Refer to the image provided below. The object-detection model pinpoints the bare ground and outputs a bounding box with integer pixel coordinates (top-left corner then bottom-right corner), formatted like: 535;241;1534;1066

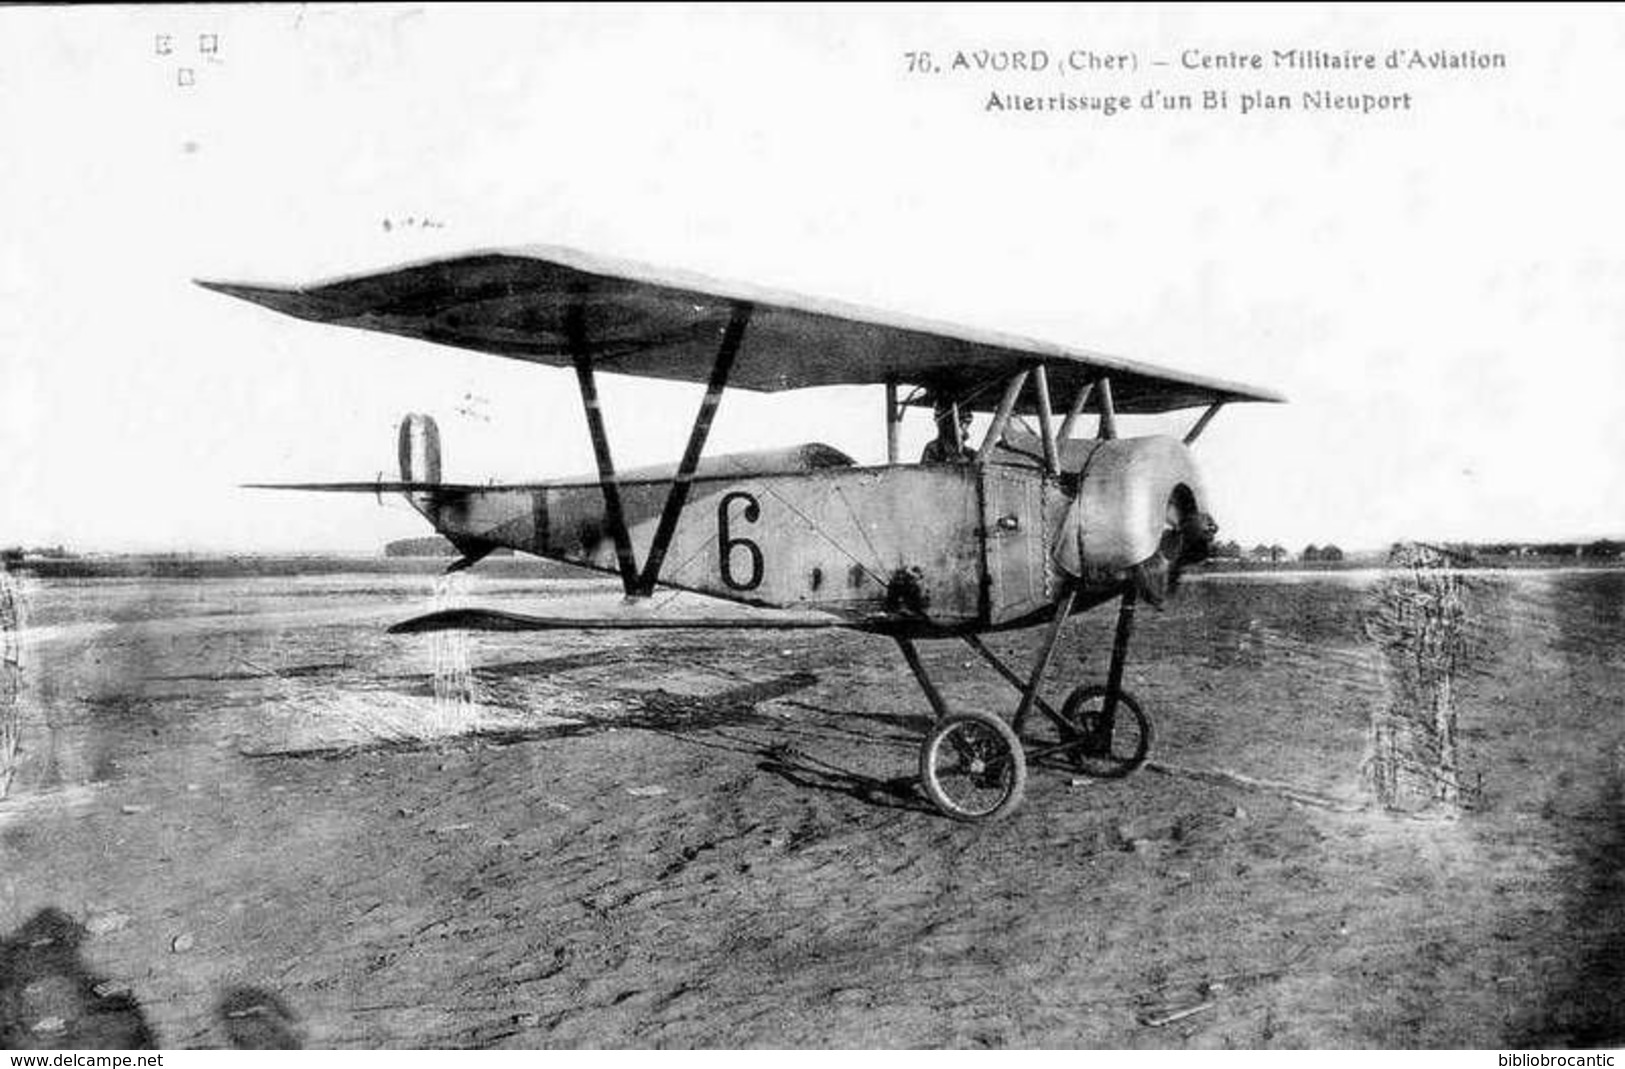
1;569;1622;1048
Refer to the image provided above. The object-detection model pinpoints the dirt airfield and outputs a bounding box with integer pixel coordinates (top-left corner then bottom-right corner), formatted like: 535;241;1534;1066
1;564;1621;1048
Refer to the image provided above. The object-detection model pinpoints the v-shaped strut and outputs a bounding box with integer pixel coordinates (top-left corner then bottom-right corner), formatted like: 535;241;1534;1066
566;294;755;597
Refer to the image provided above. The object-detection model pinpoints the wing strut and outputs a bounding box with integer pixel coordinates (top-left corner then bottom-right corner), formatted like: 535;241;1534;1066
568;295;642;595
636;302;754;595
975;365;1067;469
1057;381;1094;442
1182;401;1225;445
1032;364;1059;475
977;370;1030;465
568;293;754;598
884;377;901;465
1096;376;1119;440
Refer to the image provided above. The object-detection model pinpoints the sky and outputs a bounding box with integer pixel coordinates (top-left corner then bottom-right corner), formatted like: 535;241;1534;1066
2;4;1621;554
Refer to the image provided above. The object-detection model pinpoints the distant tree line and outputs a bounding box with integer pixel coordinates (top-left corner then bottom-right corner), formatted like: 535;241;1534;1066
385;536;459;558
384;536;512;558
1207;541;1344;564
1469;539;1622;560
0;545;75;560
1205;538;1625;566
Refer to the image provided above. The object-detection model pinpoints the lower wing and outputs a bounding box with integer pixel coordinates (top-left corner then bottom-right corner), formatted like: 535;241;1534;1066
389;607;853;635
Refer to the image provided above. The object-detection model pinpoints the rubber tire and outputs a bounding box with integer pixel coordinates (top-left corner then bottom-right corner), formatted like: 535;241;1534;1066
919;711;1028;822
1058;684;1153;779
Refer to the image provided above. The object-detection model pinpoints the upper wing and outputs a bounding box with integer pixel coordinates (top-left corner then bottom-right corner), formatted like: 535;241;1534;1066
199;245;1283;415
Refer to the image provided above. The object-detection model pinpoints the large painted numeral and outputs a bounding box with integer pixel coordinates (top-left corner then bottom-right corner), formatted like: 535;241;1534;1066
717;491;764;591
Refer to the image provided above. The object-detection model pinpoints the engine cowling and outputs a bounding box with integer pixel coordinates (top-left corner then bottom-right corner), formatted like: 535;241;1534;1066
1052;435;1215;602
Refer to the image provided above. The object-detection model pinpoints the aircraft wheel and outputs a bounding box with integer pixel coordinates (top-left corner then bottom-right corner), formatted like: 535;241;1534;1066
919;711;1027;822
1058;685;1153;779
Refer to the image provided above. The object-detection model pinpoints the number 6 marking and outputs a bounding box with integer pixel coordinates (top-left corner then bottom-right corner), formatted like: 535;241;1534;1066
717;491;763;591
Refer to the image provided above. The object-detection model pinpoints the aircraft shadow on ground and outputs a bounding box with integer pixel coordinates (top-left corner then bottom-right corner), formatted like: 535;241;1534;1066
263;665;952;817
755;741;934;815
391;651;629;684
255;668;839;759
152;661;355;684
257;661;961;818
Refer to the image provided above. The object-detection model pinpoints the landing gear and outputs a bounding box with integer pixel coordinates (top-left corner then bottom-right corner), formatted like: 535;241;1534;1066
902;586;1155;822
1058;577;1153;778
1057;684;1153;778
919;712;1027;822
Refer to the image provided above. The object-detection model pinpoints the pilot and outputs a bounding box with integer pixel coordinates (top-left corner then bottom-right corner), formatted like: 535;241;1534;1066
921;402;975;464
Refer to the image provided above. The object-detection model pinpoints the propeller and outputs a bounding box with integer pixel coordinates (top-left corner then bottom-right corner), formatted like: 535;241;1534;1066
1134;488;1217;607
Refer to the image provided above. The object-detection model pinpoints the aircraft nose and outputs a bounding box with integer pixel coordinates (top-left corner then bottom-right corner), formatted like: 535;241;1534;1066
1138;504;1216;607
1189;513;1215;552
1180;510;1218;564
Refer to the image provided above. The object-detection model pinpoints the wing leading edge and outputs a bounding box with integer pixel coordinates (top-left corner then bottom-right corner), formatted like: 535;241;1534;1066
200;245;1283;415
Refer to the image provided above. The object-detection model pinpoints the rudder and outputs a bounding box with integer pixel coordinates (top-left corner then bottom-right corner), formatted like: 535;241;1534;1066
397;413;441;517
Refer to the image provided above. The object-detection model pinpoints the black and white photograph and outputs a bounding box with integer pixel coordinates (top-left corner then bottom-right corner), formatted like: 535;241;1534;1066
1;3;1621;1051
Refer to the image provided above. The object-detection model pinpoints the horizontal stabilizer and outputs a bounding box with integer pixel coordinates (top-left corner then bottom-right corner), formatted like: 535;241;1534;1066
243;444;858;496
389;607;849;635
244;481;483;494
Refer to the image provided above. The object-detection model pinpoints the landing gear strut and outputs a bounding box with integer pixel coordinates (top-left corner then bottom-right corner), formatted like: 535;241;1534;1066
902;585;1155;822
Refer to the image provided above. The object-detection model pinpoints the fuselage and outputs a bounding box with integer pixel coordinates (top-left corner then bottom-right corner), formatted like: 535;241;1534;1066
413;436;1204;635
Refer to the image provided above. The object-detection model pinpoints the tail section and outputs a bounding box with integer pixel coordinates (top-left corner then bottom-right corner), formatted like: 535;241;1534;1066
396;413;494;571
397;413;442;517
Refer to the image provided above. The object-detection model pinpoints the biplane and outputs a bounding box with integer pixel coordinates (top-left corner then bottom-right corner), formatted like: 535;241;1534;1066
201;246;1282;821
